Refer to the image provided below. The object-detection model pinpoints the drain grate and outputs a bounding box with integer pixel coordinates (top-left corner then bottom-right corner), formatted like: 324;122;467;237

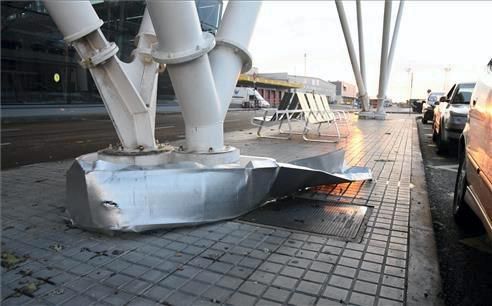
240;198;372;242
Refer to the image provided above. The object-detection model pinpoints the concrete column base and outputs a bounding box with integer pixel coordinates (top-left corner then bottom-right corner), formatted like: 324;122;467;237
357;111;388;120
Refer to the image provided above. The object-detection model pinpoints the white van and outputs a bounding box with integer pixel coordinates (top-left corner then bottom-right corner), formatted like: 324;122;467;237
230;87;270;108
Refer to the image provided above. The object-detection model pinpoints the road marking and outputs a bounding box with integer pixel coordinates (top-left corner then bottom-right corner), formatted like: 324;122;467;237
428;144;436;147
425;133;433;137
225;119;241;123
1;142;11;146
155;125;175;130
427;164;459;173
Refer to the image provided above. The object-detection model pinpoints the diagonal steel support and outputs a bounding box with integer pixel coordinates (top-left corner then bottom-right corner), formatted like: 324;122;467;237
335;1;370;112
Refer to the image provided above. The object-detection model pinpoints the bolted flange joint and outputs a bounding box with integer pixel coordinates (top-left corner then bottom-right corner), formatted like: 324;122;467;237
79;42;119;68
151;32;215;65
215;38;253;73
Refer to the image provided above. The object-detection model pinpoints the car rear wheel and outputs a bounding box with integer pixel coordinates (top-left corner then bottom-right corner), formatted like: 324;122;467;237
453;151;472;222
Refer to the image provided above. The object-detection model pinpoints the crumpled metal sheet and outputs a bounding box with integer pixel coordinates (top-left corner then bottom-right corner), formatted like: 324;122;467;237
66;149;372;232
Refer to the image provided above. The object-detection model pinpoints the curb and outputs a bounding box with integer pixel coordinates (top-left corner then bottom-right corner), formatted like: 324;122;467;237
407;118;444;306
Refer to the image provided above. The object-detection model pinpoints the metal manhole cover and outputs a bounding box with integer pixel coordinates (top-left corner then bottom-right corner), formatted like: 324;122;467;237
240;198;372;242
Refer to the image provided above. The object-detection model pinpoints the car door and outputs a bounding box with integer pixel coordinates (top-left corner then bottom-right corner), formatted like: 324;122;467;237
435;84;455;133
467;74;492;216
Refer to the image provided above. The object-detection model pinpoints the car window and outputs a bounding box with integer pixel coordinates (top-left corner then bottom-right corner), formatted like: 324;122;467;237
446;85;456;100
452;85;474;104
428;93;444;102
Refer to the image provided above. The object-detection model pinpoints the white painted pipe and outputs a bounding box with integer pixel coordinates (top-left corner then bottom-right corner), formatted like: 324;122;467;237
335;1;369;111
44;0;159;150
43;0;103;42
209;1;262;118
376;0;392;113
384;0;405;95
147;1;224;152
356;0;367;90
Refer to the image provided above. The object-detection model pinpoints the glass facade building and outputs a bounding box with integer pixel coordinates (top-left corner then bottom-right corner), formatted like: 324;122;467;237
1;0;222;105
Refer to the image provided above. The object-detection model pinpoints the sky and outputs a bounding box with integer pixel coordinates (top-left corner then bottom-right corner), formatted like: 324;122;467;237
247;1;492;101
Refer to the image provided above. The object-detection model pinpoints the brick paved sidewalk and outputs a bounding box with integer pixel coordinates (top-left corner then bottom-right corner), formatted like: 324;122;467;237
1;114;441;306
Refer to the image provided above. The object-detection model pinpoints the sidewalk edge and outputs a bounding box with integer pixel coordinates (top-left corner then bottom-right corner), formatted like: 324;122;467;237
407;118;444;306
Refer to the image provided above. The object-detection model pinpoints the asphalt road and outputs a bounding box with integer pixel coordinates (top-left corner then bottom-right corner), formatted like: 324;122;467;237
1;111;257;169
416;117;492;306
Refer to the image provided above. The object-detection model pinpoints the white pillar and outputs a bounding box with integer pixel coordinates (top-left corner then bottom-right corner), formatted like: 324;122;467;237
335;1;369;111
356;0;367;90
376;0;392;114
147;1;225;153
209;1;262;118
384;1;405;95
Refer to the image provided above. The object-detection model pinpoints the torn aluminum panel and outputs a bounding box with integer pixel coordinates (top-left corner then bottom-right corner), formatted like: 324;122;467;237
66;149;372;232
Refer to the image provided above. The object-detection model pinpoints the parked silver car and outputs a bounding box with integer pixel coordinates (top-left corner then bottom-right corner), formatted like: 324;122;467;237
432;82;476;152
422;92;445;124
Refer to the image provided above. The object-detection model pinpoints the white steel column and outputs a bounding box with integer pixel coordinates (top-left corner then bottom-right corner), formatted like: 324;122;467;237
335;0;369;111
376;0;392;115
356;0;367;90
384;1;405;95
147;1;224;153
209;1;262;118
43;1;159;150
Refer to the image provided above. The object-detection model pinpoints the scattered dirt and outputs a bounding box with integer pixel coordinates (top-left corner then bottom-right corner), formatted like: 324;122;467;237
1;251;28;270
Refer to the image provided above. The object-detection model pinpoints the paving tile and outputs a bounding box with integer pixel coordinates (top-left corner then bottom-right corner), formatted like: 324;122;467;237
380;285;404;301
328;275;353;289
338;256;360;268
125;297;156;306
61;294;96;305
227;266;254;279
303;270;328;284
272;275;298;289
256;299;282;306
322;285;348;301
258;261;282;274
164;290;197;306
309;261;333;274
382;275;405;289
101;290;134;306
180;280;210;296
238;280;267;296
288;257;312;268
333;265;357;278
216;275;244;290
296;280;322;296
159;275;188;290
227;292;257;306
289;292;317;305
377;297;404;306
201;285;234;303
354;280;378;295
350;292;376;306
262;287;291;303
142;285;172;302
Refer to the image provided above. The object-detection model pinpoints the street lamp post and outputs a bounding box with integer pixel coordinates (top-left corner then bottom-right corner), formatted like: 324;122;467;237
443;66;451;91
